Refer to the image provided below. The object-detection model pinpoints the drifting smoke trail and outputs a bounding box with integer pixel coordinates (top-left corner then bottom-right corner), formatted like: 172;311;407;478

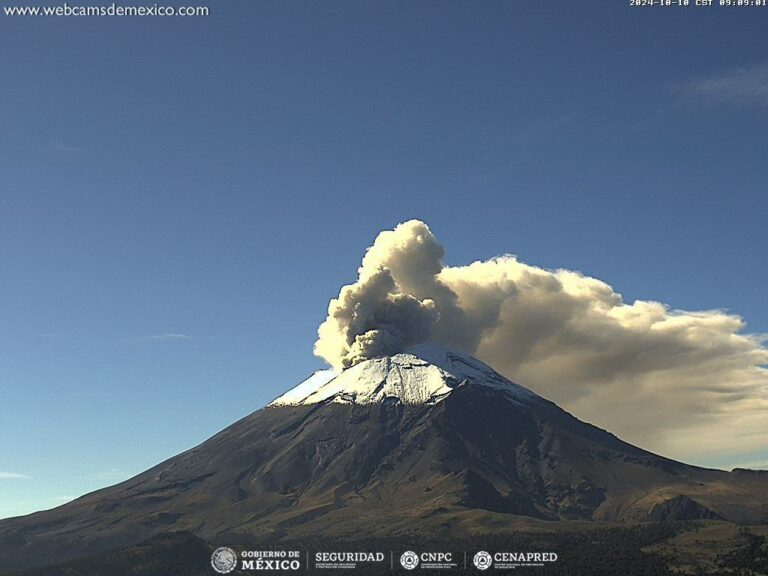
314;220;768;465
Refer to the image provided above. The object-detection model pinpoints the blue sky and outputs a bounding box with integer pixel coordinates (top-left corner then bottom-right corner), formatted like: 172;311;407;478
1;1;767;518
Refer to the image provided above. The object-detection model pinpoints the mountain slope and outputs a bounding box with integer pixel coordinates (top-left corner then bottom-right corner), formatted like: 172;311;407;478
1;343;766;573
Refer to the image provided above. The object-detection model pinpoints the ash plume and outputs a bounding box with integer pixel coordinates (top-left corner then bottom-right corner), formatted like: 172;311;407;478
314;220;768;464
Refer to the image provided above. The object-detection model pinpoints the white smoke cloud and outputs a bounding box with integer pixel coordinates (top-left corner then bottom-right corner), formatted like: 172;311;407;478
315;220;768;465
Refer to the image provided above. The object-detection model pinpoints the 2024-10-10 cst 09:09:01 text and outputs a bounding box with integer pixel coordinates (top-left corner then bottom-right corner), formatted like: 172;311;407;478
630;0;767;6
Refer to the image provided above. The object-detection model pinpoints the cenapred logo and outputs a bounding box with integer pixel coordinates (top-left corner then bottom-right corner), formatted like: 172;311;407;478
473;550;558;570
473;550;493;570
211;547;238;574
400;550;419;570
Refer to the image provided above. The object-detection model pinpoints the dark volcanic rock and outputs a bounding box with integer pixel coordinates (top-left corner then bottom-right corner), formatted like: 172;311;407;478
648;495;723;522
1;344;766;573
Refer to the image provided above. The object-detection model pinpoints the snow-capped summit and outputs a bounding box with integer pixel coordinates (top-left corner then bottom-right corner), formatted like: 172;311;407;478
6;343;766;576
269;342;537;406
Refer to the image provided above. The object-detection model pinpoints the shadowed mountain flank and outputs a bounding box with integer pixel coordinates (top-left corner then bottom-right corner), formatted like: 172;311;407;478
1;344;766;573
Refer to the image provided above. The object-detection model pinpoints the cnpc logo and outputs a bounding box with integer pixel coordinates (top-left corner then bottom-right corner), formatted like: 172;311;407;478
400;551;453;570
400;551;419;570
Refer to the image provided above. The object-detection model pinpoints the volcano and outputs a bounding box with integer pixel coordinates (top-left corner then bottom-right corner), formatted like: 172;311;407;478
1;343;767;573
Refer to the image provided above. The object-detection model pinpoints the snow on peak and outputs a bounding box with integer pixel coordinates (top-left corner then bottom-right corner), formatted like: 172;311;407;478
268;342;537;407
